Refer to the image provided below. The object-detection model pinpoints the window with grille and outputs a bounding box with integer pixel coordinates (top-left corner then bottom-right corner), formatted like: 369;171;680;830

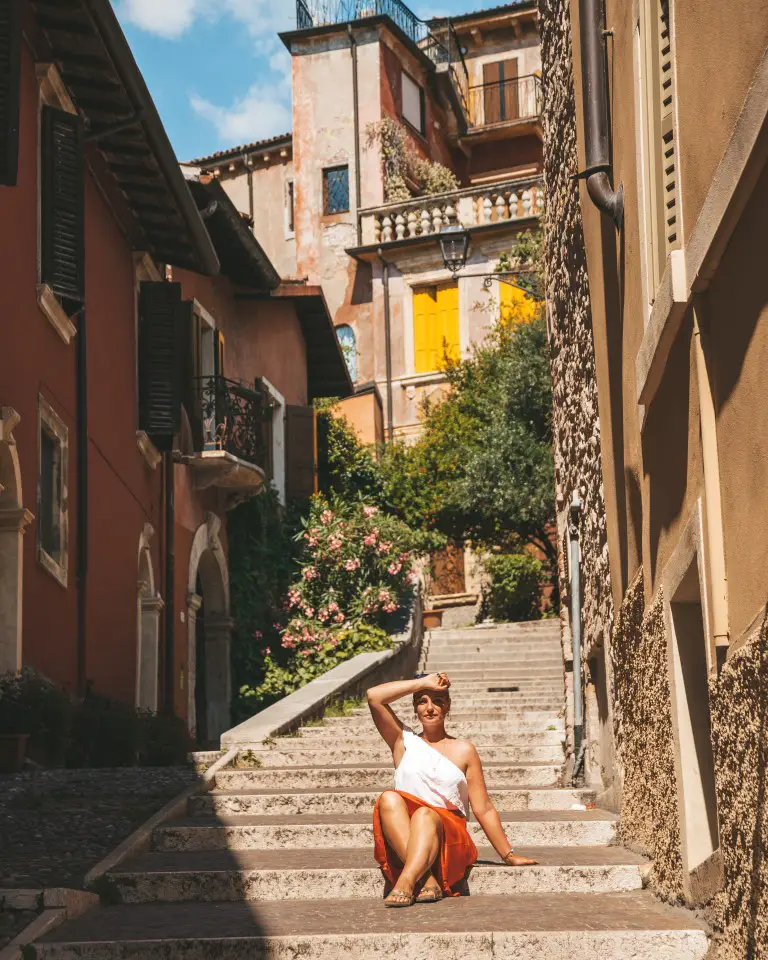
323;165;350;215
639;0;680;297
37;396;69;587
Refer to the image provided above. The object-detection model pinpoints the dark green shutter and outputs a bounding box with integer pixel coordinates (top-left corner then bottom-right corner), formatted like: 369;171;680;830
138;282;184;451
286;405;317;501
0;0;21;187
41;106;85;309
180;300;203;451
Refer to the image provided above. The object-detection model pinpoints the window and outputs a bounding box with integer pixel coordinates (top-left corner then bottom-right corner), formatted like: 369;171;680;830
402;71;425;135
323;165;350;215
639;0;680;295
336;324;358;382
483;58;519;124
38;396;69;587
286;179;295;235
413;282;460;374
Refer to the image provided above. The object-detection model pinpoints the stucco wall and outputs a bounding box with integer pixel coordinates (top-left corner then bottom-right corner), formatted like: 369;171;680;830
538;0;614;786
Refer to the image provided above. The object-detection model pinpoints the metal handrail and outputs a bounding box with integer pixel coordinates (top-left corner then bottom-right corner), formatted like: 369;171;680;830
194;376;270;467
468;74;542;127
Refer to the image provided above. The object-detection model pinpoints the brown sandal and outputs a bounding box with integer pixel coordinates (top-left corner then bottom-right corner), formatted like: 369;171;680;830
415;883;443;903
384;889;415;908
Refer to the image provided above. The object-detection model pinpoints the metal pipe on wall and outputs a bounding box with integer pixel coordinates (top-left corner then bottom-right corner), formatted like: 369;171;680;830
348;24;363;246
578;0;624;228
569;492;586;785
379;250;395;445
75;307;88;696
163;451;176;713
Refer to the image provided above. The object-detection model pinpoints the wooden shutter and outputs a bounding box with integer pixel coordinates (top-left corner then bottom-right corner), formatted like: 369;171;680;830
435;283;460;366
41;106;85;309
413;285;436;374
286;405;317;501
414;283;459;374
0;0;22;187
501;58;519;122
483;62;501;124
214;329;225;378
180;301;203;451
657;0;679;254
138;282;184;451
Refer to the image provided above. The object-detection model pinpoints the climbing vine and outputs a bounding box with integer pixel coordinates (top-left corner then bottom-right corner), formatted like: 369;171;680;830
365;118;459;202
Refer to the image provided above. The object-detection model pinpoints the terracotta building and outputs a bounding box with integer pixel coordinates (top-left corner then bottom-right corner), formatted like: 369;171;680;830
540;0;768;952
0;0;349;744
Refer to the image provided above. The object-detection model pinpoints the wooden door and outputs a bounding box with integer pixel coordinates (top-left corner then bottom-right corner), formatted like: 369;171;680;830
484;59;519;124
431;543;467;597
483;62;502;124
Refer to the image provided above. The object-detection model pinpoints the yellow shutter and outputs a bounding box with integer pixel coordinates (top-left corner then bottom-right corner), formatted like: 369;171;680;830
658;0;680;254
413;283;459;373
499;283;537;326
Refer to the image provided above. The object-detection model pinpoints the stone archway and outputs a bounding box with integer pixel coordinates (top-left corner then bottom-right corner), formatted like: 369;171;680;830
136;524;163;711
187;513;232;744
0;409;33;675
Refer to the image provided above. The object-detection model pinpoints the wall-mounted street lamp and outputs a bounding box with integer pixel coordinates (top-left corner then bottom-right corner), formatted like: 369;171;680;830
438;225;544;301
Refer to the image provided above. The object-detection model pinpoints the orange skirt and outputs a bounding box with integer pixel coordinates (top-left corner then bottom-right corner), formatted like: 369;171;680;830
373;791;478;897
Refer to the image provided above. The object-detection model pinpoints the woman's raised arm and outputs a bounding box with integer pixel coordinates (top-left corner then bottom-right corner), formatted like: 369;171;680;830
367;674;450;753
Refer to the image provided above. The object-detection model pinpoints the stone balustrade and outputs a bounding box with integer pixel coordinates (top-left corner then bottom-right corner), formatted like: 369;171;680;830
359;178;544;247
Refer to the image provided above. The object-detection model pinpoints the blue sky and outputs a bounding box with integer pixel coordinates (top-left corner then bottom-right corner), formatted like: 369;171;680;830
115;0;486;162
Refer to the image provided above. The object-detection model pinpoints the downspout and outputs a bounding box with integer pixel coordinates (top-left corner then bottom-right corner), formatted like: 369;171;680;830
693;298;730;656
163;451;176;713
578;0;624;228
75;307;88;696
348;24;363;246
244;154;255;224
569;492;586;786
379;250;395;445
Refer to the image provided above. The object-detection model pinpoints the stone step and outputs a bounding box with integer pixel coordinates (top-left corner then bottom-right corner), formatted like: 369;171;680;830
243;744;564;767
294;728;566;747
425;657;563;671
320;717;566;734
430;622;560;637
153;809;618;851
216;763;561;792
425;639;561;653
420;663;563;677
110;845;647;903
190;786;588;818
373;709;563;722
37;893;709;960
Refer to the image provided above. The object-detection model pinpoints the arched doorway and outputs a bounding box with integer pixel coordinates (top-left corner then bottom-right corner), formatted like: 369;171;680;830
0;409;32;675
136;525;163;711
187;514;232;746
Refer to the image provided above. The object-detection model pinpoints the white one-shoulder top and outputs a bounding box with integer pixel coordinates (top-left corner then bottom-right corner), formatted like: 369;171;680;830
394;726;469;818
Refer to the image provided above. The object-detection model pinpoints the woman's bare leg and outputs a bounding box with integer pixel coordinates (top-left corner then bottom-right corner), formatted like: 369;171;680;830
390;806;443;897
378;793;441;900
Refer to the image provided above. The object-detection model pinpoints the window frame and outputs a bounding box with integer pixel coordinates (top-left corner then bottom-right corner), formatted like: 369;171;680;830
401;69;426;137
285;177;296;237
322;164;350;216
37;395;69;588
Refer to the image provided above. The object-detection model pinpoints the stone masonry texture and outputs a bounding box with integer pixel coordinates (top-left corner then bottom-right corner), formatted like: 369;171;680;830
709;615;768;958
610;573;685;899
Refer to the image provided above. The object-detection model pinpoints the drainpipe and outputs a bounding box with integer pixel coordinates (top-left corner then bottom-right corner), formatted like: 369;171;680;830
75;307;88;697
578;0;624;228
379;250;395;445
693;298;729;655
569;492;586;785
244;153;254;224
348;24;363;246
163;451;176;713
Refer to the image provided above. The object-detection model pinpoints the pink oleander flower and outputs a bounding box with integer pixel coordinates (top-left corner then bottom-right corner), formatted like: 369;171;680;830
378;542;393;555
260;647;272;657
388;562;402;576
384;602;398;614
344;558;361;572
302;606;315;618
254;630;263;641
319;608;329;622
320;510;334;526
330;637;340;647
364;534;377;548
363;506;378;518
302;566;319;581
379;590;391;601
273;621;283;631
399;552;410;563
334;613;345;624
301;649;313;658
328;601;340;613
329;537;344;551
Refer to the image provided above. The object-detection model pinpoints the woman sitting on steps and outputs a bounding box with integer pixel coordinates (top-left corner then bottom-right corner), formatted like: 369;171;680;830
367;672;537;908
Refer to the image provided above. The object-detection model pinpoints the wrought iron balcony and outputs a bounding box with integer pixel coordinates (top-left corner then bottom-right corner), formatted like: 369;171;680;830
468;74;542;131
185;376;271;502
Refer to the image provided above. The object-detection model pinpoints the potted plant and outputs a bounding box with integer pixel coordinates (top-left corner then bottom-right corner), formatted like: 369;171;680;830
0;673;31;773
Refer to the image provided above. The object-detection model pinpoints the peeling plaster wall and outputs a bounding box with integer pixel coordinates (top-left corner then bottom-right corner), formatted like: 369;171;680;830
538;0;614;787
709;618;768;959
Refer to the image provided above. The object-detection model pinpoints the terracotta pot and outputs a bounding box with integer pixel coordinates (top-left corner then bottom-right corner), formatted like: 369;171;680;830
422;609;444;630
0;733;29;774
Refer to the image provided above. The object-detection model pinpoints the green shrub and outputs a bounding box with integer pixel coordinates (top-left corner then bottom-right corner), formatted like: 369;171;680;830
0;669;73;766
482;553;544;623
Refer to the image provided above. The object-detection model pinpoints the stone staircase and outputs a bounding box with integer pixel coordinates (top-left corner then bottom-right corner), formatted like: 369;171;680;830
36;621;709;958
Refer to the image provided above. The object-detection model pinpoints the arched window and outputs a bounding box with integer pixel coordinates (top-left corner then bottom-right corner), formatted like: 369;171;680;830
336;324;358;382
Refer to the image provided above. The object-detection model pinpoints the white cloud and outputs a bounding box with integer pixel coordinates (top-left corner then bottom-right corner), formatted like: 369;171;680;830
119;0;204;39
191;83;292;144
119;0;292;41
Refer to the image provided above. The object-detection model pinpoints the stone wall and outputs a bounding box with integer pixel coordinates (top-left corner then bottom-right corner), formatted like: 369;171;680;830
709;616;768;958
611;573;685;898
538;0;614;780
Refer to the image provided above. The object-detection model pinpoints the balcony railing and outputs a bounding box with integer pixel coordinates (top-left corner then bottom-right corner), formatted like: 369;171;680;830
359;176;544;247
468;74;542;129
195;376;270;468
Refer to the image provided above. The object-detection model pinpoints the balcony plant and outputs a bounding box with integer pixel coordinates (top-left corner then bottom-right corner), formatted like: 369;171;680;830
366;118;459;202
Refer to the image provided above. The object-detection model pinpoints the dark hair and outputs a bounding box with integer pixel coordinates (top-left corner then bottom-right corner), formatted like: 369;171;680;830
412;689;451;711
